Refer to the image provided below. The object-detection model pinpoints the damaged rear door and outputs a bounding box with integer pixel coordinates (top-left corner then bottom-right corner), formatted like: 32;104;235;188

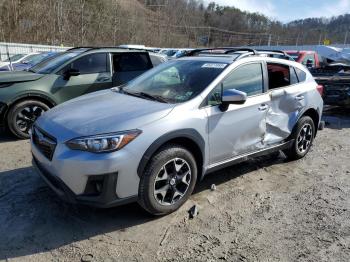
264;63;307;144
205;62;270;164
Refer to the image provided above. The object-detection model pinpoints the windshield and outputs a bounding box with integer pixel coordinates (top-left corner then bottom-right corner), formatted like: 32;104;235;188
4;54;26;62
30;51;81;74
121;60;228;103
25;53;56;65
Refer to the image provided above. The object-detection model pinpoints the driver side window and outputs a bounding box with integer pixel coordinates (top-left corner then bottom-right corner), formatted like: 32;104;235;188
63;53;109;75
206;63;263;106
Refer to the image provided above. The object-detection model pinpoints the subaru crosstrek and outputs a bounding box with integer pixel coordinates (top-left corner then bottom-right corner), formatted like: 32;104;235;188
31;49;324;215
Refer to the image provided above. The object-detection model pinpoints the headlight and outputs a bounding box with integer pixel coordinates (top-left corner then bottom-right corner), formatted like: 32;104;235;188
66;130;141;153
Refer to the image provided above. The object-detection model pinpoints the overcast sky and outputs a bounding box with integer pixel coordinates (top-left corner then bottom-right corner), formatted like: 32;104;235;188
206;0;350;23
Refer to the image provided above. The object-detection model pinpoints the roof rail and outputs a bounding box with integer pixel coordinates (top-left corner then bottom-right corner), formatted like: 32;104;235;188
66;47;95;51
186;47;258;57
226;48;258;55
184;47;294;61
65;46;149;54
254;49;294;60
255;49;286;54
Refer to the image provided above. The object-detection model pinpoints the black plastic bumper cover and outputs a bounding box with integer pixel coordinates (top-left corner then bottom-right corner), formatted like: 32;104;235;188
0;102;7;126
32;156;137;208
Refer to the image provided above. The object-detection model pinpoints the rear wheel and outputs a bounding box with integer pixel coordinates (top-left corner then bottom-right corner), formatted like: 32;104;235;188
7;99;50;139
284;116;315;160
138;144;197;215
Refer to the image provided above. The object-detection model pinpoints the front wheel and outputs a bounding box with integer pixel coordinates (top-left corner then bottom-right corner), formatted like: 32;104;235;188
138;144;197;215
7;99;50;139
283;116;315;160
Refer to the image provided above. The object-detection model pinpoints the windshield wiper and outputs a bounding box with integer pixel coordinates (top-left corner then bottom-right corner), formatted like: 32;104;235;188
119;89;168;103
136;92;168;103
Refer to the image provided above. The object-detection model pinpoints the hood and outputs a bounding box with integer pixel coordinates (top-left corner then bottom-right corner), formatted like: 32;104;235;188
36;90;175;142
0;71;44;83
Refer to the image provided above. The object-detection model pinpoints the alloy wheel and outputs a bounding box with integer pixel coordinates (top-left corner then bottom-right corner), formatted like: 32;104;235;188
15;105;45;134
153;158;192;206
297;123;313;154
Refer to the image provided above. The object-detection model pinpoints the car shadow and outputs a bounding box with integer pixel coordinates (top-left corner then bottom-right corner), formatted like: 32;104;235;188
0;152;285;260
322;106;350;129
0;128;17;143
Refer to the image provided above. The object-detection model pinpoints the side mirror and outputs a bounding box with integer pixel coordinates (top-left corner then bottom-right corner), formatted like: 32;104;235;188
63;68;80;80
220;88;247;111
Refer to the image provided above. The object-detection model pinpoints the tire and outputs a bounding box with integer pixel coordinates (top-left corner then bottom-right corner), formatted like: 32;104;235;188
283;116;315;160
138;144;198;215
7;99;50;139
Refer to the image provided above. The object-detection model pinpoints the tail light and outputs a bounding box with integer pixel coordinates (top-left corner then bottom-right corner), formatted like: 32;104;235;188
316;84;324;97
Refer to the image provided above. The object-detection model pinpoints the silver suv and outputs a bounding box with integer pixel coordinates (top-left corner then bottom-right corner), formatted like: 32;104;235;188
31;49;324;215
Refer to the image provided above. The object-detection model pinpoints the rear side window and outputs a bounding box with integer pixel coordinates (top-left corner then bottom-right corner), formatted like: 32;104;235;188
70;53;109;74
267;63;290;89
113;53;152;72
222;63;263;96
290;67;299;85
295;68;307;82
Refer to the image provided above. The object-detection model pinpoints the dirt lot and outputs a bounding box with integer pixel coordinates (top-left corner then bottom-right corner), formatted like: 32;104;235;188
0;107;350;262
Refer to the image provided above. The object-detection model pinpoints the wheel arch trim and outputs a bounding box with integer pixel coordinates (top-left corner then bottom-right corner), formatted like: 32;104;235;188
8;92;58;108
137;129;206;179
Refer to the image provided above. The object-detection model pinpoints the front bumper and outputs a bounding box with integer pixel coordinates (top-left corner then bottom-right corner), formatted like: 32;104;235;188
32;156;137;208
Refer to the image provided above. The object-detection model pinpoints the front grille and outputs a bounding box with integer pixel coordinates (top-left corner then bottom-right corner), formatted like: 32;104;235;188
32;126;57;161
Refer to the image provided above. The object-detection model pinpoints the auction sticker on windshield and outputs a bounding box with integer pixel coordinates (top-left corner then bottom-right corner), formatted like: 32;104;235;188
201;63;227;69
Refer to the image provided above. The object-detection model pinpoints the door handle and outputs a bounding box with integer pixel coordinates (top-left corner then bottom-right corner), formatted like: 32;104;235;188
295;95;305;101
258;104;269;111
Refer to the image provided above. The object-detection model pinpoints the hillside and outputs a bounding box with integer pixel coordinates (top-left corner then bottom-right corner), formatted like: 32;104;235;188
0;0;349;47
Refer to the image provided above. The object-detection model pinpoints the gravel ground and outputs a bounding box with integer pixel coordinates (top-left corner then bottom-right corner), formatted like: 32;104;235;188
0;107;350;262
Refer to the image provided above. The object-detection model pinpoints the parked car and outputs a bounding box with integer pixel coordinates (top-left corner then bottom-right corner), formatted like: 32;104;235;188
0;47;163;139
0;53;39;70
159;49;178;57
31;48;324;215
285;50;322;69
0;52;58;72
172;49;195;58
148;52;168;66
311;62;350;107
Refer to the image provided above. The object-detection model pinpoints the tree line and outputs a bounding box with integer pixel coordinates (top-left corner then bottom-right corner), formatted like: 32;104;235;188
0;0;349;47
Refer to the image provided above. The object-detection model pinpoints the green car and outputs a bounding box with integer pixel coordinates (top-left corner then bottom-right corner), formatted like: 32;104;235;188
0;47;159;138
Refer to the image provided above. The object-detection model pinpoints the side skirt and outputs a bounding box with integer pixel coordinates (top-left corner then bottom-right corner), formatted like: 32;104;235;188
204;140;294;175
